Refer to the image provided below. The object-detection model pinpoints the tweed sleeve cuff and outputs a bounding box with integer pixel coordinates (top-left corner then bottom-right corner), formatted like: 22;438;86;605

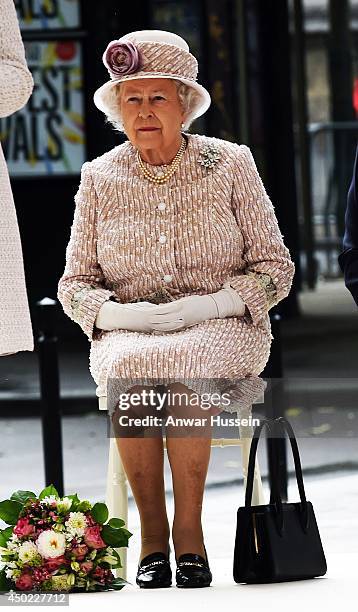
223;275;270;325
70;287;116;341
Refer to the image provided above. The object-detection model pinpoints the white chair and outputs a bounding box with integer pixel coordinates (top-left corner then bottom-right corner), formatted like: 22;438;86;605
98;392;266;580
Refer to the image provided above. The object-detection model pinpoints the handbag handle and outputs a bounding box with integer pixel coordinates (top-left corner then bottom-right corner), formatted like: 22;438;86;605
269;417;310;533
245;418;284;533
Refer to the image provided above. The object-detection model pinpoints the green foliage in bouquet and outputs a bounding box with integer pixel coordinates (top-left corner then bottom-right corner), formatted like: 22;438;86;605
0;485;132;592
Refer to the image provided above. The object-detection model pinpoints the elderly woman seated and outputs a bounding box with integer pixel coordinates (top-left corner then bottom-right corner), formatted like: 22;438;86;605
57;29;295;590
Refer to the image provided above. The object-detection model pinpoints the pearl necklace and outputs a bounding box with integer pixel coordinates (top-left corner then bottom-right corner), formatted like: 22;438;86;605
136;136;187;184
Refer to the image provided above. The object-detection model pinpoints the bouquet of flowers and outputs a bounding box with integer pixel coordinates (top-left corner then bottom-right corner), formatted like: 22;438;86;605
0;485;132;593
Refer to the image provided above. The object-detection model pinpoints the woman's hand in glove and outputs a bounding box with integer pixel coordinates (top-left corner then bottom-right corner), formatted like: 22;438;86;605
147;287;246;333
95;299;183;333
95;287;246;334
147;294;217;332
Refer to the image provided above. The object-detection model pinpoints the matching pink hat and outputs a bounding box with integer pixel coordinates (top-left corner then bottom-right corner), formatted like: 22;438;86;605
93;29;211;129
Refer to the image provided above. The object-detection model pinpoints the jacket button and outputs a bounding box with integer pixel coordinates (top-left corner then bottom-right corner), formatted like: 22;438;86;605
159;234;167;244
163;274;172;283
158;202;166;210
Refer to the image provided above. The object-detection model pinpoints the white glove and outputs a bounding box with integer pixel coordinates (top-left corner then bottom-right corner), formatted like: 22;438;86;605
145;287;246;333
212;285;246;318
95;288;246;334
95;299;183;333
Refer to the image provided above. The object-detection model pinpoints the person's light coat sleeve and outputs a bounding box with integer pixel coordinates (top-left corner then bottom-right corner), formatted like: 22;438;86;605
57;162;116;341
0;0;34;117
223;144;295;325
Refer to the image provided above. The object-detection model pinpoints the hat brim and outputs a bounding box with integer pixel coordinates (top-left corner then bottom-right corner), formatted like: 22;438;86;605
93;74;211;128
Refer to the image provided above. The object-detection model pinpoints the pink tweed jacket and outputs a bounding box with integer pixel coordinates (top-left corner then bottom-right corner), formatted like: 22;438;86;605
0;0;34;355
57;132;295;409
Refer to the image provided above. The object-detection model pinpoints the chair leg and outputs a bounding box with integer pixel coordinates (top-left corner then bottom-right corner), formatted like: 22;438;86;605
239;417;265;506
105;437;128;580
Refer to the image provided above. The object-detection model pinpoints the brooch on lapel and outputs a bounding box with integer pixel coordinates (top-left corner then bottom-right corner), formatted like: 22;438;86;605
197;142;221;169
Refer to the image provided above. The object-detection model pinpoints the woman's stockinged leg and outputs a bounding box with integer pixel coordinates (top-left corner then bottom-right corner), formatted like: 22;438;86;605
112;385;170;562
164;382;212;560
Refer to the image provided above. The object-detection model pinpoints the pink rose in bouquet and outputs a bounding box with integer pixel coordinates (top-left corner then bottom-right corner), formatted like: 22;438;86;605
15;572;33;591
80;560;93;574
84;525;106;549
13;518;35;538
44;554;68;572
71;543;89;560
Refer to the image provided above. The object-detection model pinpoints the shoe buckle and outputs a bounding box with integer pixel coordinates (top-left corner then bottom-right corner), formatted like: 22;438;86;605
141;559;167;569
178;561;205;567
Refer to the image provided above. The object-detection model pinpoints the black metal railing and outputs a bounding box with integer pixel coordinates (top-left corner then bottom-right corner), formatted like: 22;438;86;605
35;298;64;496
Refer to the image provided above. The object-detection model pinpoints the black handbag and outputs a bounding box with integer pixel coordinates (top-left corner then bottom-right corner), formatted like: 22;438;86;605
233;416;327;583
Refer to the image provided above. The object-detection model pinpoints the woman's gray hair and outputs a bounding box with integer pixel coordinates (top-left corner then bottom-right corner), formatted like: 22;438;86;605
102;78;201;133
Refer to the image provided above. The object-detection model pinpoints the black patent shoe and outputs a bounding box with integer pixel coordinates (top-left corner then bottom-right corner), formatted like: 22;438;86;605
136;547;172;589
175;544;212;588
